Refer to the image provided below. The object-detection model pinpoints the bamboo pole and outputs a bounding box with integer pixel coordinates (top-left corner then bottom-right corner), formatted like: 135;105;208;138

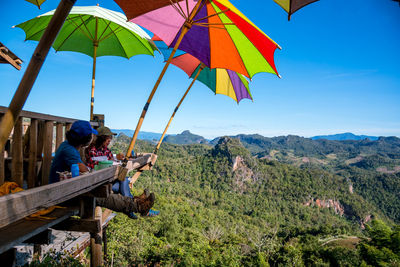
0;0;76;151
154;65;204;154
90;18;99;121
124;0;204;160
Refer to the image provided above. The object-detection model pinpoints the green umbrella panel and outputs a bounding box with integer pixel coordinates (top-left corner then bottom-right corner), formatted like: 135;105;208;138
273;0;319;20
24;0;47;9
15;5;157;120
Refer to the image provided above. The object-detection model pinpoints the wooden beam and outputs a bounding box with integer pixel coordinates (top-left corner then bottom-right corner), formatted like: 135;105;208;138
55;123;63;150
24;229;52;245
83;183;112;198
0;207;78;254
0;106;99;127
27;119;38;188
0;49;21;70
91;206;103;267
11;118;23;187
0;141;4;185
0;166;117;228
52;218;101;233
80;196;95;219
36;120;44;160
0;248;16;267
41;121;53;185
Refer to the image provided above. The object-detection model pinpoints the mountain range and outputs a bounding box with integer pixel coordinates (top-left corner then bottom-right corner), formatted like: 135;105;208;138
112;129;382;143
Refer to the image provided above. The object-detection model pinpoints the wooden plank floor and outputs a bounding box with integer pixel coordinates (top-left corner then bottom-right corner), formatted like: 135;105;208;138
0;207;79;254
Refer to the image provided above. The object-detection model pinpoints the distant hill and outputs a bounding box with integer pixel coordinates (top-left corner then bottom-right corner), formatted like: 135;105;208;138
312;132;379;141
164;130;209;145
111;129;165;141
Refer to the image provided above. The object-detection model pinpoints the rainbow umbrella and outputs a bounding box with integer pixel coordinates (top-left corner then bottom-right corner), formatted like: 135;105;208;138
152;35;251;153
273;0;319;20
153;35;252;104
113;0;281;158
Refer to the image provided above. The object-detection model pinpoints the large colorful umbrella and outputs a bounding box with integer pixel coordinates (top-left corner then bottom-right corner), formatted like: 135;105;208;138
15;5;157;120
113;0;281;158
152;35;252;153
24;0;47;9
273;0;319;20
154;35;252;104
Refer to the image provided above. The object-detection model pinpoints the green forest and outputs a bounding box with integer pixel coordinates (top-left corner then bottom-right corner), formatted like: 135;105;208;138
100;134;400;266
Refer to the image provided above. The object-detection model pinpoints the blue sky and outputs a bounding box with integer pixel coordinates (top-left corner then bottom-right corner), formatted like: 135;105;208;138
1;0;399;139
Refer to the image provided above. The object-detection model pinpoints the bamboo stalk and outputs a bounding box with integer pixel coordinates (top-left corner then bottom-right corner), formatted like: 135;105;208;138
124;0;204;160
154;65;204;154
0;0;76;150
90;18;99;121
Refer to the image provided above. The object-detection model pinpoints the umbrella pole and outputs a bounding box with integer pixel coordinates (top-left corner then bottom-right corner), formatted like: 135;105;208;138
0;0;76;150
154;65;205;154
124;0;204;160
90;18;98;121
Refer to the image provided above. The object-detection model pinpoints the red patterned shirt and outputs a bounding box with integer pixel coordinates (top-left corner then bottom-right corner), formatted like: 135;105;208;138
86;145;113;169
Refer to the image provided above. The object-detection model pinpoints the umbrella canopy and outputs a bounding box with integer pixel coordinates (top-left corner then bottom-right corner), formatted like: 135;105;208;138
153;36;252;104
115;0;281;79
24;0;47;9
15;5;157;120
273;0;319;20
113;0;281;158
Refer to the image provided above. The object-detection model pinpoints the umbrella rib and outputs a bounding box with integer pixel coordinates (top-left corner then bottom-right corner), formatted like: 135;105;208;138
169;0;187;19
98;25;124;43
97;20;112;42
174;0;187;19
78;15;95;41
193;9;230;23
66;15;94;41
107;25;129;58
55;16;94;51
185;0;190;17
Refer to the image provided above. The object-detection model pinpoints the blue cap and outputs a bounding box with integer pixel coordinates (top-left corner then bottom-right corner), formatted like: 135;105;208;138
70;120;98;137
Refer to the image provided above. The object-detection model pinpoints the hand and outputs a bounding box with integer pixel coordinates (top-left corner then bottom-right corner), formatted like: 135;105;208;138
116;152;125;160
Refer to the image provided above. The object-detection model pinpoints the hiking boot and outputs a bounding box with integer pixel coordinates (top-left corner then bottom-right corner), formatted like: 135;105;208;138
127;212;138;219
135;193;155;216
134;188;149;201
146;209;160;217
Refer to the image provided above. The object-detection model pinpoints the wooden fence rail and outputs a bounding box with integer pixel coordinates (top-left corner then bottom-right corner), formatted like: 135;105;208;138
0;106;99;187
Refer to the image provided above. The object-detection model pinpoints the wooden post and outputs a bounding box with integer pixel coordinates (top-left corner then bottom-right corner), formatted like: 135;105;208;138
91;206;102;267
125;0;204;159
154;65;204;154
11;117;23;187
41;121;53;185
0;0;76;150
36;120;44;159
65;122;72;142
0;127;4;184
27;119;38;188
55;123;63;150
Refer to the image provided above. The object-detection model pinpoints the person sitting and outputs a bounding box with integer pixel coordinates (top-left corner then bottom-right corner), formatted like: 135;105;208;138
85;126;160;218
49;120;155;218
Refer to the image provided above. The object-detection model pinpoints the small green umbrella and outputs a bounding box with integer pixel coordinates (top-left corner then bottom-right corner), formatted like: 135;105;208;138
273;0;319;20
24;0;47;9
15;5;157;120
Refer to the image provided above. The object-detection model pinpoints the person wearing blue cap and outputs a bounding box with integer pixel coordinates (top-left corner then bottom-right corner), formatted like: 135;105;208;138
49;120;155;218
49;120;97;183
